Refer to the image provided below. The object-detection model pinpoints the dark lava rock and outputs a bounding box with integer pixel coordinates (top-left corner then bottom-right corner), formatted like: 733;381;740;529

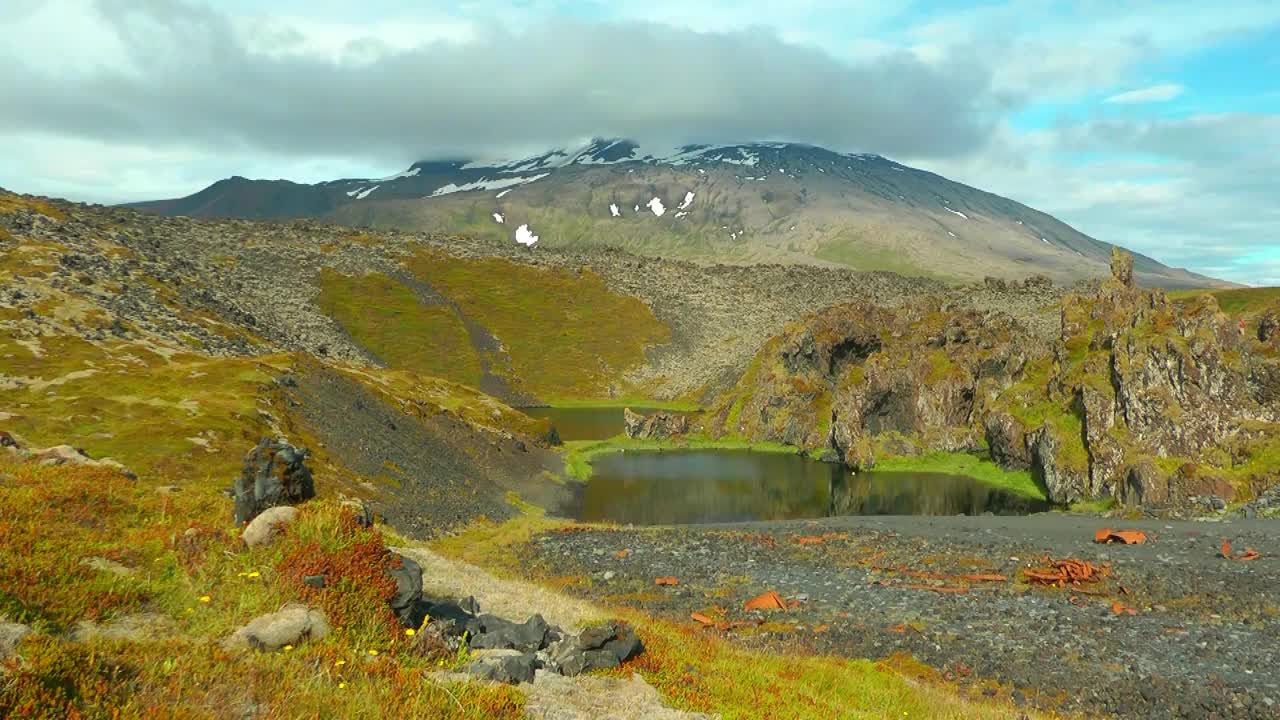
465;649;537;684
466;613;556;653
233;439;315;525
0;431;18;449
386;553;423;627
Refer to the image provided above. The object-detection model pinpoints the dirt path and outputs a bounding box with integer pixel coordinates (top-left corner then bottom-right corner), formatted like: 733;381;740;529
528;514;1280;720
400;546;713;719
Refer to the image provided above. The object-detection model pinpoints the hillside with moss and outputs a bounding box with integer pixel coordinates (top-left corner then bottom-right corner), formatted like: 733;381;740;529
2;187;1068;718
710;251;1280;510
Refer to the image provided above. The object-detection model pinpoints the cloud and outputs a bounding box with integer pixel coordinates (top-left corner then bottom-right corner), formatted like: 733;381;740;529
1104;84;1186;104
0;0;998;170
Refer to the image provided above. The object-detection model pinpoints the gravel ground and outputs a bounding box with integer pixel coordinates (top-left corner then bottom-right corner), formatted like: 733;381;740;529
528;514;1280;720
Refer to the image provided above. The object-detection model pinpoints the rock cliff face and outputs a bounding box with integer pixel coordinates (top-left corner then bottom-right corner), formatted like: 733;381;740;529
712;250;1280;509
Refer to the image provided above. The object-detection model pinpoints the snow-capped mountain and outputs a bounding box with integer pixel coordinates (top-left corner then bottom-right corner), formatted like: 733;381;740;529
127;139;1224;287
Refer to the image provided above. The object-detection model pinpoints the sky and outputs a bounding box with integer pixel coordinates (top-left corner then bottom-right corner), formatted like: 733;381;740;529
0;1;1277;285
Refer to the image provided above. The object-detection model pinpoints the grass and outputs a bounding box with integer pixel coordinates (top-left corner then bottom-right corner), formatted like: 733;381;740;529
534;397;701;411
874;452;1049;501
404;250;670;399
561;436;803;482
1170;286;1280;316
0;458;527;719
315;268;483;387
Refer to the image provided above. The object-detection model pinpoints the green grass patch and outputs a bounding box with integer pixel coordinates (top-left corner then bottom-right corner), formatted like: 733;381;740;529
874;452;1049;501
1170;287;1280;316
405;250;670;399
315;268;483;387
533;397;701;411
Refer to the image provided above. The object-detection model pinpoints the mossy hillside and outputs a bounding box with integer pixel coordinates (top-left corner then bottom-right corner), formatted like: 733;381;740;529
0;190;68;222
0;333;283;479
404;250;670;400
1170;287;1280;317
873;452;1048;501
0;459;525;719
315;268;484;388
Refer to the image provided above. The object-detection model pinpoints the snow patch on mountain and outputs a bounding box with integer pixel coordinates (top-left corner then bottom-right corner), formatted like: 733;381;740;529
355;185;380;199
609;203;621;217
493;213;504;224
647;197;667;217
678;192;695;210
944;207;969;220
515;224;539;246
431;173;550;197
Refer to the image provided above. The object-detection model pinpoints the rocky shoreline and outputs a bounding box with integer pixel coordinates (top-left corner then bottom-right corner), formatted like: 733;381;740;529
527;513;1279;720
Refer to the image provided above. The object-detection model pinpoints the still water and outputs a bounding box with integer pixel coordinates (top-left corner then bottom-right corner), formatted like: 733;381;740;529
566;449;1048;525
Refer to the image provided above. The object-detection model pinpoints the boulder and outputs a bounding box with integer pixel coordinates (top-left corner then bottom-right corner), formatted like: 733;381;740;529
386;552;424;628
543;621;643;677
241;506;298;547
1259;311;1279;344
466;613;555;653
0;621;32;660
70;612;177;643
233;439;315;526
222;604;329;652
465;649;538;684
623;409;690;440
0;431;18;449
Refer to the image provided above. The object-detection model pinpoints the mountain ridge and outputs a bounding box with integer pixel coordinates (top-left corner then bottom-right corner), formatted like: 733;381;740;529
126;139;1230;288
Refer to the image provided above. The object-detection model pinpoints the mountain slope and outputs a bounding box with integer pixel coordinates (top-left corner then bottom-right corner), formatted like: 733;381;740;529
128;140;1226;288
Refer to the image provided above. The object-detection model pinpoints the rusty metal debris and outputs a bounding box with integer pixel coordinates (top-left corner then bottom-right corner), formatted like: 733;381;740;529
655;576;679;586
744;591;788;611
1022;558;1109;586
1221;540;1262;561
790;533;849;546
1094;528;1147;545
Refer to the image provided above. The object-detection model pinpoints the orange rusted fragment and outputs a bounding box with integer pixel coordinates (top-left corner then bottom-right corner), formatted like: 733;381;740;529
655;576;679;586
1023;558;1108;586
690;612;715;626
615;549;630;559
1110;601;1138;616
1068;595;1087;607
813;624;831;633
1095;528;1147;545
1235;548;1262;561
1221;539;1232;559
744;591;788;611
888;623;910;634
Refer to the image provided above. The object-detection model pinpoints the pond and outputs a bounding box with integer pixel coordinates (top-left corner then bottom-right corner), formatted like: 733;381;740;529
519;406;691;441
564;449;1049;525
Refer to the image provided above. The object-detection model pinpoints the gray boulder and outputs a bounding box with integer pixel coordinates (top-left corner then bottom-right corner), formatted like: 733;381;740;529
543;621;643;677
222;604;329;652
233;439;315;525
465;649;538;684
466;613;555;653
241;506;298;547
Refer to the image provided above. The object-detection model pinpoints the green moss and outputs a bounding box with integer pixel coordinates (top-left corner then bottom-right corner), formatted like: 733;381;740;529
315;268;483;387
404;251;670;399
874;452;1049;501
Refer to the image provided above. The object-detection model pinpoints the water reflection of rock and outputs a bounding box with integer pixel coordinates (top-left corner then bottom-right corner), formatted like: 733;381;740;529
829;472;1049;516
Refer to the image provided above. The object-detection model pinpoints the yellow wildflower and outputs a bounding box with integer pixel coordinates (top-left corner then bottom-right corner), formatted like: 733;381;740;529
198;595;211;603
404;628;416;637
368;649;379;657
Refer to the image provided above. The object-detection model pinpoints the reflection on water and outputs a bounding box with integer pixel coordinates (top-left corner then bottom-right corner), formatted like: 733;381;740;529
566;449;1049;525
519;406;690;441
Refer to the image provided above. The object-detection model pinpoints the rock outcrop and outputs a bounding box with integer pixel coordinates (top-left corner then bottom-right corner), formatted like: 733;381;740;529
233;439;315;526
712;252;1280;510
622;409;690;440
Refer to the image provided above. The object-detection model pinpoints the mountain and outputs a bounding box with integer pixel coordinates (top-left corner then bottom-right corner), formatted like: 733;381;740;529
128;139;1226;288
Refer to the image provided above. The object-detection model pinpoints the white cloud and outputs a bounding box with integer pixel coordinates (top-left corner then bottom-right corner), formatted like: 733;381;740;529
1104;84;1185;105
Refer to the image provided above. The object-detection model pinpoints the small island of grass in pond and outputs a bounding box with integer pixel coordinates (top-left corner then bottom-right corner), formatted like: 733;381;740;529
561;449;1050;525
